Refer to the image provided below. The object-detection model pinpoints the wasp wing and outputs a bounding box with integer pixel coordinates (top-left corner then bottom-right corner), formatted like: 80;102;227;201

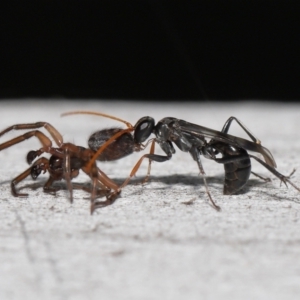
175;119;277;168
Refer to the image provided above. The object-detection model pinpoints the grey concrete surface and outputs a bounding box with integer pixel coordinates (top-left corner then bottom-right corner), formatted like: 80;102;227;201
0;100;300;300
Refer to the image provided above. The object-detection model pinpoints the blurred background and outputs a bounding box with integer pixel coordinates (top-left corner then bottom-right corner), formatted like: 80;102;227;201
1;0;299;101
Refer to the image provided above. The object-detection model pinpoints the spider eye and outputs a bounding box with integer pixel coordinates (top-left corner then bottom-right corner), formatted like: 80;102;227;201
134;117;155;143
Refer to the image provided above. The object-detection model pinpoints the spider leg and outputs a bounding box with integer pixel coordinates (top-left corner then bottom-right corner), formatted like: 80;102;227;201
0;122;63;146
92;169;121;209
62;147;73;203
82;162;121;214
11;157;49;197
89;163;101;214
43;176;60;195
0;131;53;154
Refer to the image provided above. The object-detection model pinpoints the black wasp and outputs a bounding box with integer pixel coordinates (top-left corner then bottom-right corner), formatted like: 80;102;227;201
62;111;300;211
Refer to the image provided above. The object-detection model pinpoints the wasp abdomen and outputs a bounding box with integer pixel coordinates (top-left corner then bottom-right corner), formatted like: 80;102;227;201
223;147;251;195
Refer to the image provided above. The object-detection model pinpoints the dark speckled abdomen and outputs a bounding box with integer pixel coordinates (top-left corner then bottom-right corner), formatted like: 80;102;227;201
222;146;251;195
209;141;251;195
88;128;134;161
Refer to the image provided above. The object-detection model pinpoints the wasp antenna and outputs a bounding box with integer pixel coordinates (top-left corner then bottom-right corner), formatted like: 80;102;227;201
61;111;133;129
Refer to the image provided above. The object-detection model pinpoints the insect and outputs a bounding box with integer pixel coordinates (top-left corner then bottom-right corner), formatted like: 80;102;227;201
0;122;121;213
62;111;300;211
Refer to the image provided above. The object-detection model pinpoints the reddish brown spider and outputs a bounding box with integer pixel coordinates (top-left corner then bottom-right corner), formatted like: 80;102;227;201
0;122;121;213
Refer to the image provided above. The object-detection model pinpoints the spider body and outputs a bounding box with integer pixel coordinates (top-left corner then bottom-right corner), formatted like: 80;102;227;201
0;122;121;213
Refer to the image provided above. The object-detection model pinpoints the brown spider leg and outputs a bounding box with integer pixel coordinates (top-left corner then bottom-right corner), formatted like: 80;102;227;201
77;178;111;196
97;169;120;192
81;163;121;214
11;157;49;197
88;163;101;214
92;193;120;211
91;169;121;211
0;122;63;146
11;169;33;197
43;176;60;195
62;147;73;203
73;181;110;197
72;169;115;201
0;131;53;153
97;169;120;198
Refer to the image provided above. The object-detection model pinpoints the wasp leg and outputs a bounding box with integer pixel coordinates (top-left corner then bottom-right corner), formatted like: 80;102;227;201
221;116;261;144
189;146;221;211
142;139;156;184
251;168;296;186
249;155;300;192
251;171;271;183
119;151;172;189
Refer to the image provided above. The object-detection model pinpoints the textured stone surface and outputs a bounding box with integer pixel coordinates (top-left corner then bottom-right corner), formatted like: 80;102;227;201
0;100;300;300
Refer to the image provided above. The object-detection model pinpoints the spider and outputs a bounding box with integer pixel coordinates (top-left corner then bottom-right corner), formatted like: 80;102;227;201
0;122;121;213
